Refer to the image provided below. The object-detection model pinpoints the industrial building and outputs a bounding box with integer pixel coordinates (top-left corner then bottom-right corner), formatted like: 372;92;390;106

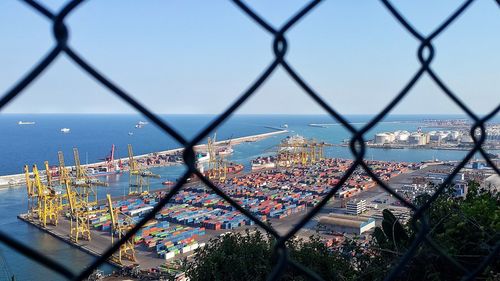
427;130;461;142
374;131;430;145
318;213;375;235
408;132;430;145
427;172;464;183
372;126;499;148
346;199;366;215
374;132;396;144
485;126;500;141
425;172;468;198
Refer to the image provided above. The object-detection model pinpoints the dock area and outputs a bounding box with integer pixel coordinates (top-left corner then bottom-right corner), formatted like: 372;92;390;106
16;155;421;274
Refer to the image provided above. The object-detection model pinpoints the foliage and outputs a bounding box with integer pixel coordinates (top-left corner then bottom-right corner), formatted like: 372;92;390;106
372;181;500;280
185;230;357;281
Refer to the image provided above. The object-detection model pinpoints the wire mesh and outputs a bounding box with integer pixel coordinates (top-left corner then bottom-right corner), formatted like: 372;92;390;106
0;0;499;280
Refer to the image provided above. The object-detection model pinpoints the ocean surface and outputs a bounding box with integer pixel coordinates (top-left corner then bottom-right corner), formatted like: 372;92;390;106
0;114;498;280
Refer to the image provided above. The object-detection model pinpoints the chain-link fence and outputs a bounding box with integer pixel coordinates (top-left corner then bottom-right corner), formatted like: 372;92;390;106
1;0;499;280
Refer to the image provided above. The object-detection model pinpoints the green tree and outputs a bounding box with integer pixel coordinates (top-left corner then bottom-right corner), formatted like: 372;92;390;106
185;230;358;281
370;181;499;280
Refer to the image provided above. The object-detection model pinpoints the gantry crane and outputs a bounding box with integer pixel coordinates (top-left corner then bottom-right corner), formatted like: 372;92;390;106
44;161;53;188
107;194;136;264
66;184;106;243
127;144;159;195
24;165;37;220
44;160;68;213
72;148;107;206
206;134;227;183
309;139;332;163
276;137;332;168
31;164;60;227
65;184;90;242
55;152;73;209
58;149;106;243
58;151;70;186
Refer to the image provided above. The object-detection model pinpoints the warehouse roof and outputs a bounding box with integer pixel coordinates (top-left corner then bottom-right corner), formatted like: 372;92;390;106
319;213;374;228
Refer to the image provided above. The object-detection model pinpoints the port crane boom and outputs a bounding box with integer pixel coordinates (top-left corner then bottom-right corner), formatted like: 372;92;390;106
206;134;228;183
127;144;159;195
107;194;136;264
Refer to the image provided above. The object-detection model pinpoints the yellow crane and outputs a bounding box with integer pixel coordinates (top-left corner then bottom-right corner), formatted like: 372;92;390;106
206;134;227;183
44;161;53;187
62;148;107;243
72;148;107;205
32;164;60;227
127;144;159;195
56;151;73;209
58;151;70;186
65;184;90;242
24;165;37;220
307;139;331;163
106;194;136;264
66;184;106;243
276;137;332;168
44;160;68;213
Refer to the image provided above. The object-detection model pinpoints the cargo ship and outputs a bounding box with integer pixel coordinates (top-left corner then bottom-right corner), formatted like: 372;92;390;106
251;156;276;171
135;121;148;128
308;123;328;128
226;163;244;174
18;121;35;125
88;145;122;177
87;165;120;177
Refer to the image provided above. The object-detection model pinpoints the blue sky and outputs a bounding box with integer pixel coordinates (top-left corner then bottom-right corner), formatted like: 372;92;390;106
0;0;498;115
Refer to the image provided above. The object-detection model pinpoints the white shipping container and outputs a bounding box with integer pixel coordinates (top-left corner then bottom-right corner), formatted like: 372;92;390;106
190;243;199;250
165;251;175;260
182;246;191;254
128;206;154;216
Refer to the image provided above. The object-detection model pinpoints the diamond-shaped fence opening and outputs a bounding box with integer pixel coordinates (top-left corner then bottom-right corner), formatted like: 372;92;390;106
0;0;499;280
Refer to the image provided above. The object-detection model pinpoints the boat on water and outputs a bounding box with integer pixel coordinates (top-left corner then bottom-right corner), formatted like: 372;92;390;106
18;121;35;125
308;123;328;128
251;156;276;171
60;128;70;133
87;166;120;177
128;132;134;136
162;180;175;186
196;152;210;163
88;145;122;177
281;124;288;129
226;163;244;174
218;146;234;156
135;121;149;128
281;135;307;147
